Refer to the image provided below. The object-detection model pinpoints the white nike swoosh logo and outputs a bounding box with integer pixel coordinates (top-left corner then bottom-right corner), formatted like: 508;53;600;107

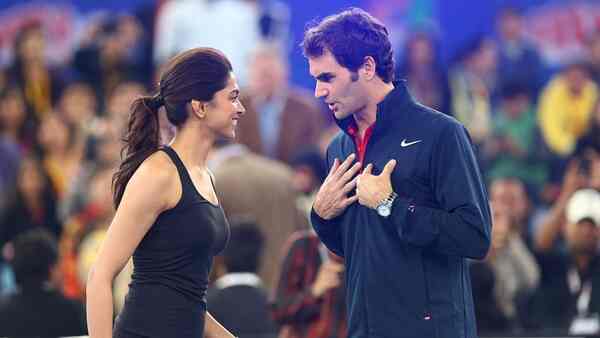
401;139;422;147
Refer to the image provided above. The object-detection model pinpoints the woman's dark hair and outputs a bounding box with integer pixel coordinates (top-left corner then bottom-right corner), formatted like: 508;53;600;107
301;7;395;83
112;48;232;207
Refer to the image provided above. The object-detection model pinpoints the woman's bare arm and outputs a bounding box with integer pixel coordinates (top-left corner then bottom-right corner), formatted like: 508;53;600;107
204;311;236;338
86;153;178;338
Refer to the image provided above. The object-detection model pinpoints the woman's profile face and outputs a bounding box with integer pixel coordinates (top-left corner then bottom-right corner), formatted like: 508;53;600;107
203;73;246;139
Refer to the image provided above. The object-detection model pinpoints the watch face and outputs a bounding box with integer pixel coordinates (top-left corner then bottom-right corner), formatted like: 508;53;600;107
377;205;391;217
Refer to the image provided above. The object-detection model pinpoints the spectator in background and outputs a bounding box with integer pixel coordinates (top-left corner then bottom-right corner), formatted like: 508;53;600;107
483;82;549;199
59;168;115;301
0;141;19;220
5;22;64;121
450;37;497;148
73;168;132;312
574;98;600;158
534;159;590;254
209;138;308;291
490;177;538;247
538;61;598;158
60;81;145;219
258;0;290;48
61;123;121;220
0;156;61;254
0;229;86;337
397;31;452;115
236;43;326;163
495;6;546;98
54;82;99;212
73;15;146;111
155;0;260;86
36;113;84;201
0;86;33;151
469;259;510;335
272;230;347;338
0;87;26;217
531;189;600;335
56;82;97;134
208;220;278;338
484;204;540;330
104;81;147;133
289;147;327;216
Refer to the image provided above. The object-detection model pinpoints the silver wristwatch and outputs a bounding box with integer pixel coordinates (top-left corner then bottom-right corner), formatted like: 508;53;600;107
376;191;398;217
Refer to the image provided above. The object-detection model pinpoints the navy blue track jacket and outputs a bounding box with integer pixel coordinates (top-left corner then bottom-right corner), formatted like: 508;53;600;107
310;81;492;338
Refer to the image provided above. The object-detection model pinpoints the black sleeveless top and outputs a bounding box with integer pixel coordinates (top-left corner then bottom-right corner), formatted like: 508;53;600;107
114;146;230;338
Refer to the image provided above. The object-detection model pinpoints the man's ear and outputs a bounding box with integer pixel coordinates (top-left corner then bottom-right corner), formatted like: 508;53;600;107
362;56;377;80
190;99;206;119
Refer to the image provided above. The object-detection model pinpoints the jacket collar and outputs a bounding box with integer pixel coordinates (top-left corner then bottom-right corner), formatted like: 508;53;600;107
335;80;414;137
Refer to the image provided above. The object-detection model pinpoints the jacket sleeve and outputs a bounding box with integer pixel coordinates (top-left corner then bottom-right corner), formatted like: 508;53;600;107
310;209;343;257
389;123;492;259
309;147;344;257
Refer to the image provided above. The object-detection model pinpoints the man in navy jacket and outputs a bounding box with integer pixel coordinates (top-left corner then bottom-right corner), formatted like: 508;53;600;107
303;8;492;338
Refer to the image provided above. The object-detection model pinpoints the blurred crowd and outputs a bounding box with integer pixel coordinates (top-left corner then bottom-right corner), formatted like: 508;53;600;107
0;1;600;337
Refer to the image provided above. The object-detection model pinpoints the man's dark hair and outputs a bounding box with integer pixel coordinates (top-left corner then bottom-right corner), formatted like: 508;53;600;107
301;7;395;83
223;219;264;273
10;228;58;287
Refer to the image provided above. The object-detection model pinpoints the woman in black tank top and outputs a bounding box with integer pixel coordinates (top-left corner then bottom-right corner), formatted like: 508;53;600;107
86;48;245;338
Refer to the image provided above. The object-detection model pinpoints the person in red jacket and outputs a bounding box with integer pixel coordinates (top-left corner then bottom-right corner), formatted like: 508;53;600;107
272;230;347;338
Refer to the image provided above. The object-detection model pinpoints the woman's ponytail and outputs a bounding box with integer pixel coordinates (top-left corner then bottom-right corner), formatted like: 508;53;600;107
112;94;163;208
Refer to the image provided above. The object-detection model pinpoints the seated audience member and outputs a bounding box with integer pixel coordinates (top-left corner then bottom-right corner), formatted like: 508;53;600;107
0;228;86;337
531;189;600;335
209;139;307;291
207;220;277;338
489;177;537;247
236;43;326;163
289;147;327;216
534;160;590;253
0;156;61;251
470;260;510;335
484;83;549;198
272;230;347;338
538;61;598;158
484;205;540;330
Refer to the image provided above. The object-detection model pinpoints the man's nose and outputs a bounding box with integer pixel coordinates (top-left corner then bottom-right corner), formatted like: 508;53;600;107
314;82;328;98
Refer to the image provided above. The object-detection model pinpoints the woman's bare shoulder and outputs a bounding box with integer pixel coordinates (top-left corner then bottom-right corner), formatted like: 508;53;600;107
125;150;180;210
